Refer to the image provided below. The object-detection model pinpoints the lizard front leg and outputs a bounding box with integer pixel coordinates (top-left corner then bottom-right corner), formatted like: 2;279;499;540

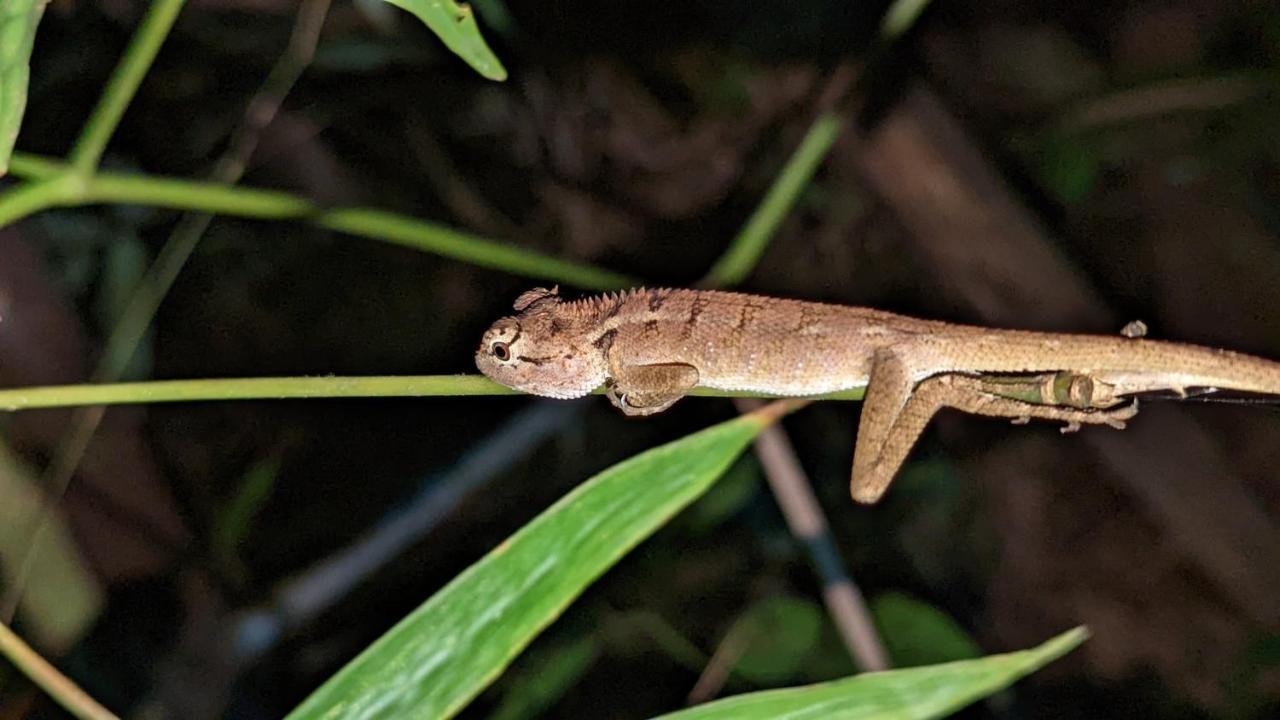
606;362;700;416
851;352;1139;504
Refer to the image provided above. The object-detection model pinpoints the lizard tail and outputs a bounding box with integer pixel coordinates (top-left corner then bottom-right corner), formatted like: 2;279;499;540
935;328;1280;399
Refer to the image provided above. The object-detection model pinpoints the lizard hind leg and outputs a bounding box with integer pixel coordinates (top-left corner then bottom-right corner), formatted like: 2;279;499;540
851;367;1142;504
851;351;921;505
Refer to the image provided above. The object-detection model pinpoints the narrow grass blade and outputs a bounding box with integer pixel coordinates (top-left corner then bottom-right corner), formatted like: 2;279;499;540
383;0;507;81
653;627;1087;720
0;0;46;173
67;0;186;174
0;375;518;411
700;113;843;289
0;621;118;720
286;402;797;720
5;154;638;288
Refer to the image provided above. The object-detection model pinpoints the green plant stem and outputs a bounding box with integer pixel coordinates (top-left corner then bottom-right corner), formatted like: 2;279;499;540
0;376;864;411
6;151;59;176
0;172;84;225
67;0;186;174
3;152;637;289
700;113;844;288
0;622;118;720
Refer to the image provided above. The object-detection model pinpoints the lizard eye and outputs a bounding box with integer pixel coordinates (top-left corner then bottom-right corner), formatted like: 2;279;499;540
491;341;511;361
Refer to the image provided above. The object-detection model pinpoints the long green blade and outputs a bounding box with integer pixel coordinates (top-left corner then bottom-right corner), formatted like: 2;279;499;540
0;375;863;412
383;0;507;81
654;627;1087;720
0;0;45;173
700;112;843;288
286;403;794;720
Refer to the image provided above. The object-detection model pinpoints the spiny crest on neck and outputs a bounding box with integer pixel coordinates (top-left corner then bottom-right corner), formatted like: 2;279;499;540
567;287;672;311
512;286;561;313
513;286;684;319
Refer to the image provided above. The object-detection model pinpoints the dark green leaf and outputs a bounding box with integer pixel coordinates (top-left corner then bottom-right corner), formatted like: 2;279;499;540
287;406;790;720
653;627;1087;720
871;592;981;668
730;596;824;685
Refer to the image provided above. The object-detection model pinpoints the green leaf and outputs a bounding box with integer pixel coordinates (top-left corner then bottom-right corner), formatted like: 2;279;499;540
653;627;1087;720
701;112;842;288
382;0;507;81
870;592;982;668
0;0;45;174
286;404;794;720
729;596;824;685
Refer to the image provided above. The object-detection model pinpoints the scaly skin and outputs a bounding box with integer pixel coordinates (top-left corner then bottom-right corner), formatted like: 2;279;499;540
476;287;1280;502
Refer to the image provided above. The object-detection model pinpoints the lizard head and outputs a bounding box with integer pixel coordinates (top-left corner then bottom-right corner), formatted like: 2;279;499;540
475;287;608;399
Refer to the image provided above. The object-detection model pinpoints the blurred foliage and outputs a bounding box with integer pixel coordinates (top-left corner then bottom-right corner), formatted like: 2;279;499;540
0;443;102;654
870;591;981;668
211;454;282;585
725;595;826;685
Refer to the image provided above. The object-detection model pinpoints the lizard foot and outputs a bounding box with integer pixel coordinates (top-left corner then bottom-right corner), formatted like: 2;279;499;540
605;363;699;417
1058;400;1139;432
604;379;659;417
1010;416;1031;425
1000;398;1140;433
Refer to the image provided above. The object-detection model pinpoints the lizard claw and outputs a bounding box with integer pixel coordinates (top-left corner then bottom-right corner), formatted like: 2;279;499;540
1098;399;1140;429
1114;398;1140;419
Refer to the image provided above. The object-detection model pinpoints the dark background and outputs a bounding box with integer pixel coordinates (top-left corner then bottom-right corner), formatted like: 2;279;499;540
2;0;1280;717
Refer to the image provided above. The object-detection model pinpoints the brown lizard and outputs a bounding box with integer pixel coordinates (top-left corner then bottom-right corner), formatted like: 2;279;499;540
475;287;1280;503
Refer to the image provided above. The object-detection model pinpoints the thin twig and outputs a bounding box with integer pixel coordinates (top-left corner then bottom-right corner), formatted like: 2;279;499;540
735;398;890;673
686;615;758;704
0;622;119;720
693;54;888;674
1058;75;1263;133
